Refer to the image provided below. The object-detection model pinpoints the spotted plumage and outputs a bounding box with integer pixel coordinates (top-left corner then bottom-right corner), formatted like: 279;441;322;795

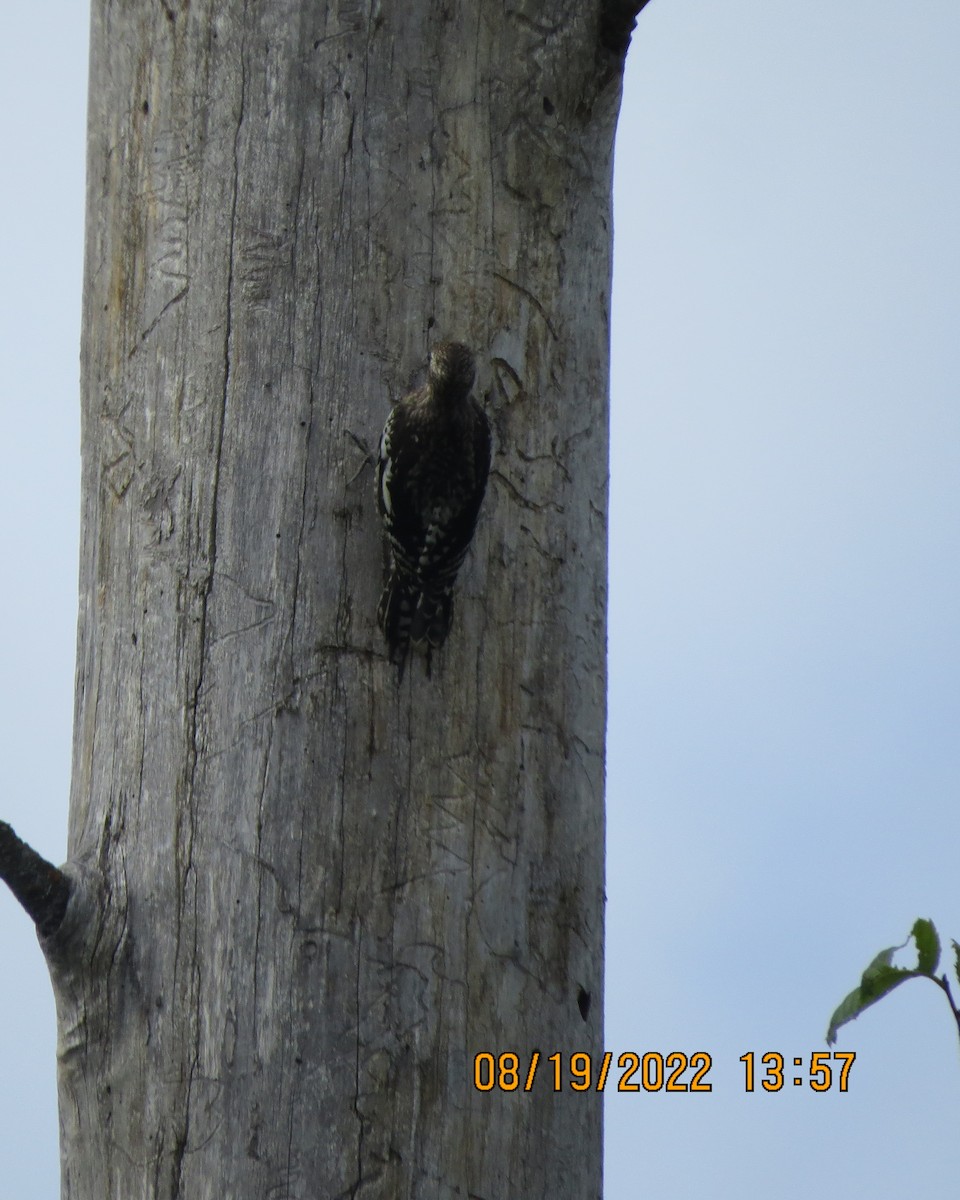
377;342;491;674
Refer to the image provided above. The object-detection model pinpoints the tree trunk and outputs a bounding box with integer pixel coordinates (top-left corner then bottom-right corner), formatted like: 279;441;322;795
6;1;642;1196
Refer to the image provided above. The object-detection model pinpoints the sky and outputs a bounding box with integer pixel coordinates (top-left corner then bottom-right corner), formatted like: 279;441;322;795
2;2;959;1197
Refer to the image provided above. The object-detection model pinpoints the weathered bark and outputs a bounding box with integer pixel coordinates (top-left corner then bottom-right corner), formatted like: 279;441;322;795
31;1;638;1196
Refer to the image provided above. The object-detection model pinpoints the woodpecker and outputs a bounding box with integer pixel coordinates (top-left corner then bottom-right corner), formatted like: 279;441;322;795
376;341;491;674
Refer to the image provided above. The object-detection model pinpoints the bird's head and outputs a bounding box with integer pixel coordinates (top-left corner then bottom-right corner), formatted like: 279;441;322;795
428;341;476;400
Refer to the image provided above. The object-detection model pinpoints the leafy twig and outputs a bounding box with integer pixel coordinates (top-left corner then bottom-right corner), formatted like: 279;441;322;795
827;919;960;1053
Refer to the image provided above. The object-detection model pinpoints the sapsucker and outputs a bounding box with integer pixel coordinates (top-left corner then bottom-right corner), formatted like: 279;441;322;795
376;341;492;674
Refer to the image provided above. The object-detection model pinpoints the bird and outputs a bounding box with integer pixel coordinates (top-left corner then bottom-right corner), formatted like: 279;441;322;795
376;341;492;676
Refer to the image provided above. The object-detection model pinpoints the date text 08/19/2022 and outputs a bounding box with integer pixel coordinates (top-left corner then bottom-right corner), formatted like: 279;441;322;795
473;1050;856;1094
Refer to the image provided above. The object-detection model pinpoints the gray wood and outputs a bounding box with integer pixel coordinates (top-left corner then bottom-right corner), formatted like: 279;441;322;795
48;1;637;1195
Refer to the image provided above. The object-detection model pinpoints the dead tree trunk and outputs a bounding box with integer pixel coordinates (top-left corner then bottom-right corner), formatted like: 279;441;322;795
2;1;647;1195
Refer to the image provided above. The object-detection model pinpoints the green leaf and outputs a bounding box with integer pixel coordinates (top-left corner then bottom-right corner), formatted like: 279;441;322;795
825;927;943;1045
952;940;960;988
860;945;897;985
826;962;916;1045
912;918;940;975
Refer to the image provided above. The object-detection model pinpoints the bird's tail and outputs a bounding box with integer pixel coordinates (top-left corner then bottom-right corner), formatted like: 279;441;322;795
408;585;453;649
378;571;454;675
377;574;414;675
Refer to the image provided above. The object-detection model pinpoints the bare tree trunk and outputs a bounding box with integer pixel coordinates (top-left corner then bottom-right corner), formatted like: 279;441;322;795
2;1;646;1195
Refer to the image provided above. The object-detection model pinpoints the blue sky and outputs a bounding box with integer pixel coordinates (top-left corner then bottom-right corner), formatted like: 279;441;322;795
607;3;960;1195
2;2;959;1196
